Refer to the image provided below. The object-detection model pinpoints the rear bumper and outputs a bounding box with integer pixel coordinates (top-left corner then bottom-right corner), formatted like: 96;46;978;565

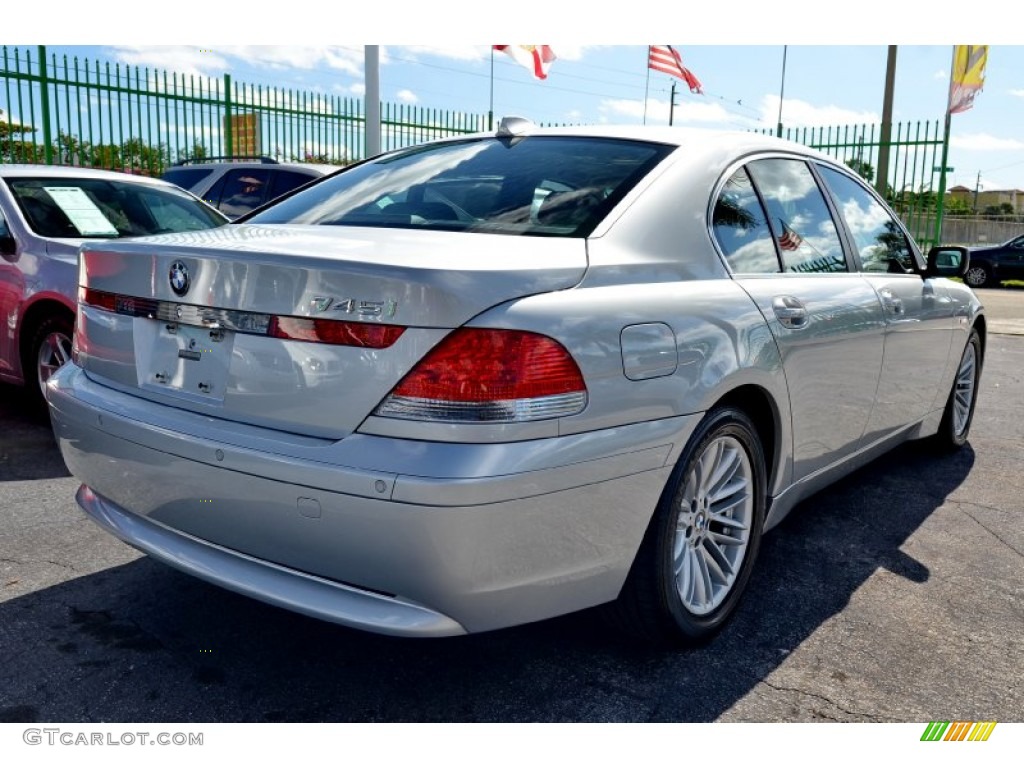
48;364;695;635
76;484;465;637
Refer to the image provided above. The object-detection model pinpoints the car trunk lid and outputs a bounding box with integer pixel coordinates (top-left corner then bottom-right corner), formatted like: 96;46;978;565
75;224;587;438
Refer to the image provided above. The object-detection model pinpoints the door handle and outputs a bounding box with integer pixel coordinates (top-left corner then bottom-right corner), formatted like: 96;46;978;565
772;296;808;329
879;287;904;316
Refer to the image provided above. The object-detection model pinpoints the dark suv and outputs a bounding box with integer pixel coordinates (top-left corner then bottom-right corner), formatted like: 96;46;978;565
162;157;341;220
965;234;1024;287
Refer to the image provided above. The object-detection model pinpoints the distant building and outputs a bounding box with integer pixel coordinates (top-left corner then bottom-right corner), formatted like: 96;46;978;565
947;184;1024;214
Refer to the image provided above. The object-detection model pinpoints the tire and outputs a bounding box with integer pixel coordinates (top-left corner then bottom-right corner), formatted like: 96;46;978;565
963;263;991;288
607;407;767;646
24;313;74;410
932;329;982;451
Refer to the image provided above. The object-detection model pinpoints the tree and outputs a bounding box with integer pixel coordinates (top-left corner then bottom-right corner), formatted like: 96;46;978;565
176;141;209;163
0;112;43;163
845;158;875;184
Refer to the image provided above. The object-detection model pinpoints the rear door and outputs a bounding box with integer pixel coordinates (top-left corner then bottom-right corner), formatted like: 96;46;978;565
714;157;887;481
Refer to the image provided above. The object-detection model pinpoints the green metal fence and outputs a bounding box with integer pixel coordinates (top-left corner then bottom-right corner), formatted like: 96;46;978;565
1;45;488;175
764;121;946;249
3;45;950;246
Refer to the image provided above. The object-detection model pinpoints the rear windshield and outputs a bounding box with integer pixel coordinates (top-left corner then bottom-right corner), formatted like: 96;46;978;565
6;177;227;238
247;136;673;237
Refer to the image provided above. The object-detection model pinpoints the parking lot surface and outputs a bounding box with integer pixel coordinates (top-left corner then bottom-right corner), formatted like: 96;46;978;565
0;292;1022;722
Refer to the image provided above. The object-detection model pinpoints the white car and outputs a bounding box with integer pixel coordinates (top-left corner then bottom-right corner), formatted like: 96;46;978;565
47;121;983;645
0;165;227;406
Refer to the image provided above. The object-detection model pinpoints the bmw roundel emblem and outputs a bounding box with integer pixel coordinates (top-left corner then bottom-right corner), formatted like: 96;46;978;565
169;260;190;296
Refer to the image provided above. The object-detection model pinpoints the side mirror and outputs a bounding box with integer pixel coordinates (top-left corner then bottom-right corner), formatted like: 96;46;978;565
926;246;970;279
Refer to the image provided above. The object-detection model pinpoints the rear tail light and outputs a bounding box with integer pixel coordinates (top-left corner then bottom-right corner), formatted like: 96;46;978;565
375;328;587;423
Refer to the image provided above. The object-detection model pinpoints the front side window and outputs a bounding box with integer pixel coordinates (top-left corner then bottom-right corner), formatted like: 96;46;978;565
817;165;915;273
5;177;226;238
747;158;847;273
249;136;673;237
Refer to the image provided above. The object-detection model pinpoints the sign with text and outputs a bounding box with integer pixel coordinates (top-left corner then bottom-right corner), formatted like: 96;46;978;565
226;112;261;156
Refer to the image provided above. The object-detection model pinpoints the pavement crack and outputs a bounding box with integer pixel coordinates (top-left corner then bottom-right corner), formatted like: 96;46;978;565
951;501;1024;559
759;680;881;721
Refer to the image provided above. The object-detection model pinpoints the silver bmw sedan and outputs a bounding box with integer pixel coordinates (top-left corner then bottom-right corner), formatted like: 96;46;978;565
46;120;984;645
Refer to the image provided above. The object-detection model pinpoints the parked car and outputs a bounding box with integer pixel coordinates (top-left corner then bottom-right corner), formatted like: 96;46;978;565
47;121;983;645
161;157;341;219
964;233;1024;287
0;165;228;406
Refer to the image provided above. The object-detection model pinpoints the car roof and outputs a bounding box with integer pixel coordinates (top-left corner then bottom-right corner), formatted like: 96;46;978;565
167;161;342;174
404;122;834;166
0;164;176;187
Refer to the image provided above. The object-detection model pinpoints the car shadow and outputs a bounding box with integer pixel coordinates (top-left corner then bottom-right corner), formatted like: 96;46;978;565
0;438;974;722
0;382;71;481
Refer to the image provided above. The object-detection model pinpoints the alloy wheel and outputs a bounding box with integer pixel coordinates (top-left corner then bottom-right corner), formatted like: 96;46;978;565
672;435;755;616
953;340;977;438
37;329;72;394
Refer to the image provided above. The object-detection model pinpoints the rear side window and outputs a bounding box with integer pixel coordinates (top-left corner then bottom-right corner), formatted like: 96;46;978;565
817;165;915;273
217;168;271;219
160;168;215;193
713;168;780;273
746;159;847;273
250;137;673;237
268;170;317;200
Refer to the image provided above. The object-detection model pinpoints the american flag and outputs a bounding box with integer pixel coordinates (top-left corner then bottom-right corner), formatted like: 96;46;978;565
778;219;803;251
648;46;703;94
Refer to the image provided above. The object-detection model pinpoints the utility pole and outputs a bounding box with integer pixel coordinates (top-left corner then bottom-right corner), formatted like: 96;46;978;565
876;46;897;198
669;81;676;126
973;170;982;212
364;45;381;158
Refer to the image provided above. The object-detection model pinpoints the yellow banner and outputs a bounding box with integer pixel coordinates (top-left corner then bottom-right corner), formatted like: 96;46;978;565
948;45;988;114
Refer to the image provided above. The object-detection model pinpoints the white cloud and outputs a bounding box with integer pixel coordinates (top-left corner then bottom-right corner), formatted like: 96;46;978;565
600;97;745;127
396;89;419;104
951;133;1024;151
398;44;593;66
111;46;227;79
934;69;948;81
761;95;879;128
400;46;489;62
1010;89;1024;98
110;45;364;79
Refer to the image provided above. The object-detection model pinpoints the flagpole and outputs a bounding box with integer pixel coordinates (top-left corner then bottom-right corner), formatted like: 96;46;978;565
642;46;651;125
488;47;495;131
776;45;787;137
934;45;957;246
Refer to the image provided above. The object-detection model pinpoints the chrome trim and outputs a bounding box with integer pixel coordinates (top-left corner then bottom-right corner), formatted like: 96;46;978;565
375;391;587;423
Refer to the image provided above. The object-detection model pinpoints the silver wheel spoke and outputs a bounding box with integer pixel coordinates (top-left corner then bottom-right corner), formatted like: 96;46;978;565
952;343;976;436
37;331;73;391
710;529;746;547
702;538;733;579
672;433;756;616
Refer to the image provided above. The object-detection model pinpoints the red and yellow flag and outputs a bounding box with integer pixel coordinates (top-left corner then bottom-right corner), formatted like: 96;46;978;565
493;46;557;80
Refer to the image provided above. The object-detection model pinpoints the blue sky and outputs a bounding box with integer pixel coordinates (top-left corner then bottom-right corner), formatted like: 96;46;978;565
15;1;1024;191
